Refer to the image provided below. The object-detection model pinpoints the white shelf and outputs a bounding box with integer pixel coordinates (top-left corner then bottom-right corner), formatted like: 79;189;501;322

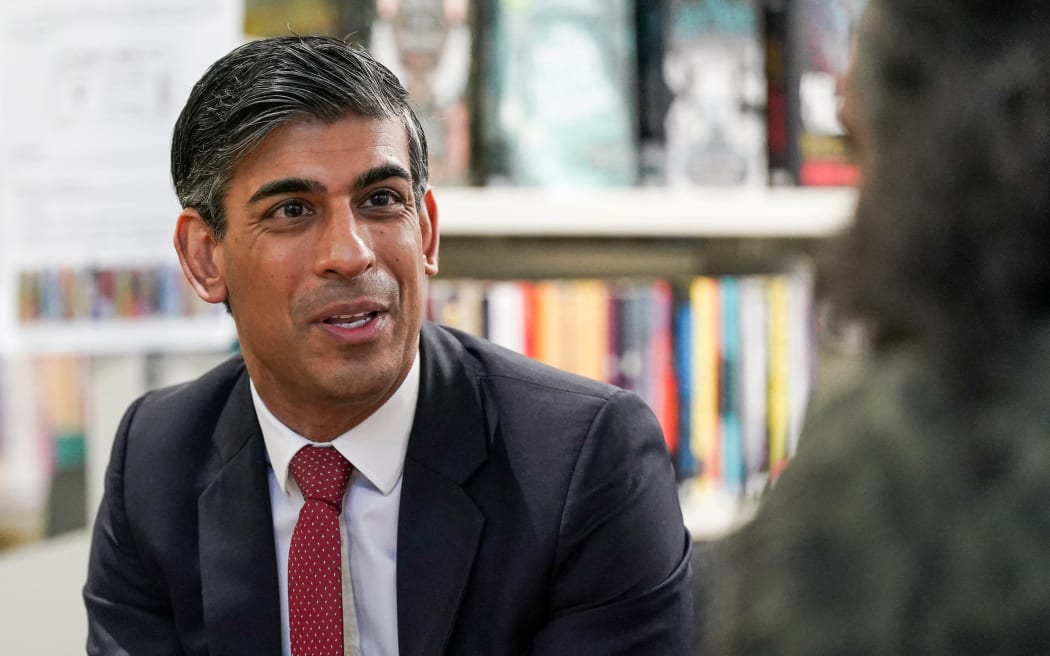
435;186;856;238
12;315;237;356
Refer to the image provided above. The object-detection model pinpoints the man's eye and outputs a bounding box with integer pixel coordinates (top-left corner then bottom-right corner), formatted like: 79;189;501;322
363;190;400;207
275;201;309;218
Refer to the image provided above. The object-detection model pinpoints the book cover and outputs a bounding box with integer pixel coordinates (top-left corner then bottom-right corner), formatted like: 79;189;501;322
763;0;798;186
791;0;868;186
368;0;474;184
636;0;672;185
663;0;767;186
482;0;638;187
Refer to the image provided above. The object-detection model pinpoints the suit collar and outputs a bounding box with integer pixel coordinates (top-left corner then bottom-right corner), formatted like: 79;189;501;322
198;367;283;656
397;323;489;656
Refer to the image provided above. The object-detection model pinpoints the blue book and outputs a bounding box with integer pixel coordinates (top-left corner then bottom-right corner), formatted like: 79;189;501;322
673;299;695;480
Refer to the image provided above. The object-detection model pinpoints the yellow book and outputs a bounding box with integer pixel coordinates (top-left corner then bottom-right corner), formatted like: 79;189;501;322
766;275;790;478
689;277;721;488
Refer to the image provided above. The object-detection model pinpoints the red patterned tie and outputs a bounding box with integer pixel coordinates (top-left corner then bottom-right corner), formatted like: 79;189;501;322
288;446;353;656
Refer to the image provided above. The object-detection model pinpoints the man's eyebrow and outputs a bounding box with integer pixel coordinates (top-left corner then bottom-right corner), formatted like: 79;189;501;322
247;178;326;205
354;164;413;191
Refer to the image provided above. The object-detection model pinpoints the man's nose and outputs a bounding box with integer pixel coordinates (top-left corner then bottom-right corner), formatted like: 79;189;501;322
313;205;376;279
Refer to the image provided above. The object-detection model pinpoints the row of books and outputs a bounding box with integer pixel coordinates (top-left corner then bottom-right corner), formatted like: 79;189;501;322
17;265;223;322
426;271;814;496
245;0;869;189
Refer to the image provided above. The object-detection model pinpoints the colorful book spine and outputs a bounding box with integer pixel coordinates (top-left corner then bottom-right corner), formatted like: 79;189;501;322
690;276;721;487
423;274;817;496
737;276;769;495
649;280;679;454
766;275;791;478
673;298;696;479
719;277;744;494
16;265;223;322
485;281;528;354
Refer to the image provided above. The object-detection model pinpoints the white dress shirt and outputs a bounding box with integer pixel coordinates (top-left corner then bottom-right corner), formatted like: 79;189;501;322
250;351;419;656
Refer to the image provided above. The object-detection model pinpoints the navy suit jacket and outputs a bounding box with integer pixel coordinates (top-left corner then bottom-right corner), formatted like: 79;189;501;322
85;322;693;655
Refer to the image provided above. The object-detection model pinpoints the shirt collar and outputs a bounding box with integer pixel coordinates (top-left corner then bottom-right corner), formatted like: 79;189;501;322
251;349;420;496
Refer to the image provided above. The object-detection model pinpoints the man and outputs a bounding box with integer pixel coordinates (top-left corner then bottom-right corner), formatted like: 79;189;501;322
84;36;693;655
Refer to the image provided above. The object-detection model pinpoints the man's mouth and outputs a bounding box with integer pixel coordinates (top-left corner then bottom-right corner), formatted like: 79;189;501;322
323;311;379;329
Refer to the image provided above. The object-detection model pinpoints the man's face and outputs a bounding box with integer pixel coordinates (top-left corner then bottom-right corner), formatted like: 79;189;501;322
210;114;438;439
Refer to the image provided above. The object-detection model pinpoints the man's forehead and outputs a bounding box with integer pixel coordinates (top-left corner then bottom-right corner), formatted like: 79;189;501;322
231;113;411;174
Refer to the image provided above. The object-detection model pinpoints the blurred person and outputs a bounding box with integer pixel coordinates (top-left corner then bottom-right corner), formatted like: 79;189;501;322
709;0;1050;653
83;36;693;655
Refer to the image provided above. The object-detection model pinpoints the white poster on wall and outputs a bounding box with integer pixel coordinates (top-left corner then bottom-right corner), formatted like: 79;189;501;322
0;0;244;355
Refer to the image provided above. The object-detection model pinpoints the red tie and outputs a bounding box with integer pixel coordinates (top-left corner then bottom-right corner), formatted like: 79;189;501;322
288;446;353;656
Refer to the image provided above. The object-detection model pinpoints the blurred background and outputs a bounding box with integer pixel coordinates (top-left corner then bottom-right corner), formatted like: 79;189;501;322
0;0;864;650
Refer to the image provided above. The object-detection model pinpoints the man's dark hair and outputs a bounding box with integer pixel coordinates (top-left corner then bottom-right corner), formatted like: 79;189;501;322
829;0;1050;395
171;35;429;238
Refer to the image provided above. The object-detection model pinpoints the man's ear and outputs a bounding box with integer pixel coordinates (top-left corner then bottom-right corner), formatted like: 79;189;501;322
173;208;228;305
421;188;440;276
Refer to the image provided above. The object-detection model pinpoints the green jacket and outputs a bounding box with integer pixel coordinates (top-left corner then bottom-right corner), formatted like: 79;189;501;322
710;330;1050;655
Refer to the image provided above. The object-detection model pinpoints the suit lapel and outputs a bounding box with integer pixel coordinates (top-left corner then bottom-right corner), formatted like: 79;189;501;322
198;370;282;656
397;324;489;656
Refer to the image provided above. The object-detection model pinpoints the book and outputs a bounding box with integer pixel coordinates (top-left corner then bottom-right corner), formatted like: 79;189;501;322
635;0;672;185
481;0;638;187
766;275;790;478
791;0;868;186
662;0;767;186
648;280;679;453
367;0;474;184
763;0;798;186
737;276;769;495
719;277;744;494
484;281;528;354
689;276;721;486
673;297;696;479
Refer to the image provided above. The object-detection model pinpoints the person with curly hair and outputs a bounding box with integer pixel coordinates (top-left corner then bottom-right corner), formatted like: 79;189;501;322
709;0;1050;653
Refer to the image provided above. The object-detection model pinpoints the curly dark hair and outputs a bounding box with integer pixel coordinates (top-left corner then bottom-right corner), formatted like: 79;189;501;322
830;0;1050;393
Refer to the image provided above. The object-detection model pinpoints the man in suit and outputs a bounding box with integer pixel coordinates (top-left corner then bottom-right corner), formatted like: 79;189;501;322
83;36;692;655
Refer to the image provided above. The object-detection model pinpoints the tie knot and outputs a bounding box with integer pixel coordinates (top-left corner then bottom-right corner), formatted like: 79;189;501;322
289;446;353;506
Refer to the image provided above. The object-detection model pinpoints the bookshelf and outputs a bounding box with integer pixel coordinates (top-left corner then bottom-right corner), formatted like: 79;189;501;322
431;185;854;540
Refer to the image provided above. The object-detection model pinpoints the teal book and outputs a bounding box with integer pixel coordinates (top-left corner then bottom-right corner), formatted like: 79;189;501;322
719;277;744;494
483;0;638;187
